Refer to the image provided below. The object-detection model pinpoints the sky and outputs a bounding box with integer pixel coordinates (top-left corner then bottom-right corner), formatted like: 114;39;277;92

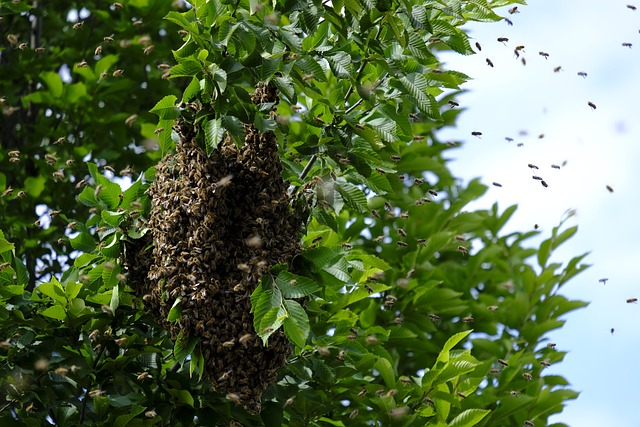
436;1;640;426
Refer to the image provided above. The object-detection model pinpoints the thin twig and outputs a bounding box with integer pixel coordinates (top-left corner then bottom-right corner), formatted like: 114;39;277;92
298;154;317;181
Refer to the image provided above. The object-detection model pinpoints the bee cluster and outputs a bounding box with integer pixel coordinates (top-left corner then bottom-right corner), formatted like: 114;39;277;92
125;83;302;414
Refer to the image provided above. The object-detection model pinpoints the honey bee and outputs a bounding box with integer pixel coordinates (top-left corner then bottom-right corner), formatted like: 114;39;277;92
538;133;544;139
492;182;502;187
49;210;60;217
397;175;405;181
222;339;235;348
414;178;424;185
539;360;550;368
428;313;440;322
145;410;157;418
606;185;613;193
94;184;102;197
394;316;403;324
462;315;474;323
364;284;374;294
384;201;392;210
53;171;65;181
157;63;171;71
0;262;10;271
133;19;143;27
8;150;20;157
417;238;426;245
508;6;519;13
371;209;380;218
522;372;533;381
471;131;483;137
73;21;84;30
588;101;596;110
487;305;498;312
1;187;13;197
226;393;241;403
485;58;494;67
622;42;633;48
66;159;75;167
547;342;556;349
497;37;509;43
397;228;407;237
515;45;525;52
88;389;106;397
497;358;509;367
448;100;459;107
341;242;353;249
599;278;608;284
75;179;87;189
509;390;519;397
374;167;386;175
551;165;560;169
456;392;467;399
553;66;562;72
540;180;548;188
54;137;66;144
532;176;542;180
125;114;138;126
524;421;535;427
504;17;513;25
103;34;115;43
505;137;514;142
94;45;103;56
399;212;409;219
475;42;481;51
397;241;408;247
178;30;188;37
77;60;89;68
45;155;58;166
488;368;501;375
18;42;28;50
413;135;425;141
374;236;384;242
112;69;124;77
626;298;637;303
35;47;46;53
16;191;26;198
539;51;549;59
577;71;587;78
458;245;468;254
9;157;20;163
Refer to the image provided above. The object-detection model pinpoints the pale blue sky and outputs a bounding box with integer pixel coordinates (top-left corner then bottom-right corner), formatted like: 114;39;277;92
437;1;640;426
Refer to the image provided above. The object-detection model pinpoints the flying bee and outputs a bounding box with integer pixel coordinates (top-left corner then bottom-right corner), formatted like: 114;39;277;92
588;101;597;110
49;210;60;217
94;45;103;56
75;179;87;189
510;390;519;397
522;372;533;381
66;159;75;167
0;262;10;271
34;220;41;227
375;167;386;174
486;58;494;67
125;114;138;126
599;278;608;284
457;392;467;399
397;241;408;247
302;73;315;82
622;42;633;48
35;47;46;53
455;235;465;241
415;178;424;185
487;305;498;312
94;184;102;197
397;175;405;181
540;360;550;368
539;51;549;59
73;20;84;30
428;189;438;196
508;6;519;13
104;166;115;173
505;137;514;142
397;228;407;237
521;57;527;66
1;187;13;197
371;209;380;219
53;171;65;180
448;100;459;107
112;69;124;77
472;131;483;137
504;17;513;25
413;135;425;141
374;235;384;242
515;45;525;52
475;41;482;51
157;63;171;71
611;328;615;334
462;315;474;323
627;298;637;303
517;143;524;147
541;180;548;188
103;34;115;43
45;153;58;165
18;42;28;50
497;37;509;44
341;242;353;249
384;201;392;210
528;163;539;169
524;421;535;427
532;176;542;180
577;71;587;78
498;358;509;367
77;60;89;68
399;212;409;219
9;157;20;163
606;185;613;193
428;313;440;322
628;4;637;10
492;182;502;187
67;222;77;230
551;164;560;169
553;66;562;72
16;191;26;198
133;19;143;27
538;133;544;139
8;150;20;157
417;238;426;245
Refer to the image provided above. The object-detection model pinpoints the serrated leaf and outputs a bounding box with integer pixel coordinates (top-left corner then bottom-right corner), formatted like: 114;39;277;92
336;182;368;213
448;408;490;427
326;52;353;78
170;60;203;78
204;117;225;156
437;330;472;363
398;74;441;120
70;232;96;253
275;271;321;298
168;297;183;322
174;331;199;363
37;278;67;305
283;300;310;347
295;55;326;82
375;357;395;388
150;95;180;120
182;76;201;102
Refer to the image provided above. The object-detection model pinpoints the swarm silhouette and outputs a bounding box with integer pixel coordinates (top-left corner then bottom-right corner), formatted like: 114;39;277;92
125;83;302;414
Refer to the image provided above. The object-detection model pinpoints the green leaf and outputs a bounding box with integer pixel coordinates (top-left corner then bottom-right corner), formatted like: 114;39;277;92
40;71;64;98
437;330;472;363
283;300;310;347
275;271;320;298
41;305;67;321
448;408;490;427
37;278;67;305
375;357;395;388
168;297;183;322
174;331;199;363
336;182;368;213
204;117;225;156
170;60;203;78
150;95;180;120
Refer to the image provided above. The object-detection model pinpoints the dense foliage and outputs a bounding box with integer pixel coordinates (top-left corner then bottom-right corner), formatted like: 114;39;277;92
0;0;588;426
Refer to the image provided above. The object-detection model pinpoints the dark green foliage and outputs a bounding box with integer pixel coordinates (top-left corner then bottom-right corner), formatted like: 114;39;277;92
0;0;587;426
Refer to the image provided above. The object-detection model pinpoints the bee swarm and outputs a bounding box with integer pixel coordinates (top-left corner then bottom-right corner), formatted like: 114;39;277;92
124;82;302;414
